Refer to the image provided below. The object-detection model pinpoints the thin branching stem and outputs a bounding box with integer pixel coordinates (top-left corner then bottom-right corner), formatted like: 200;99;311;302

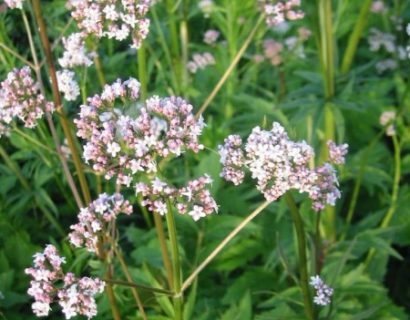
165;200;183;320
21;8;83;208
285;193;314;320
31;0;91;204
181;201;271;292
195;14;265;118
113;246;148;320
364;134;401;268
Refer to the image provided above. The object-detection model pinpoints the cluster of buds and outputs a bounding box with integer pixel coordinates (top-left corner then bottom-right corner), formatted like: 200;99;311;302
263;0;304;27
58;33;94;69
75;77;205;186
310;275;334;306
56;70;80;101
25;245;105;319
66;0;151;49
136;175;218;221
0;67;54;137
327;140;348;165
187;53;216;74
379;110;396;136
204;29;220;45
371;0;387;14
69;193;133;253
219;122;347;212
198;0;214;18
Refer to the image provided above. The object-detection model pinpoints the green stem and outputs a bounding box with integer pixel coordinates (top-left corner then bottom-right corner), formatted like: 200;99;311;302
113;246;148;320
21;8;83;208
341;0;373;74
166;0;182;95
284;193;314;320
181;201;271;292
195;14;264;118
154;211;174;289
0;42;35;68
105;279;173;295
365;135;401;267
341;131;384;240
94;54;106;87
12;126;58;156
0;145;30;191
165;200;183;320
137;43;148;100
105;266;122;320
318;0;336;241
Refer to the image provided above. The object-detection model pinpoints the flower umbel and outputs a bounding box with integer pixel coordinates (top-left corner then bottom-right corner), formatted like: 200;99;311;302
25;245;105;319
0;67;54;137
136;174;218;221
69;193;132;253
75;77;205;185
219;122;345;212
66;0;152;49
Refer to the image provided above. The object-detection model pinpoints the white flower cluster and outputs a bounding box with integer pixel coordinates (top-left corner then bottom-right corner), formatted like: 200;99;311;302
56;70;80;101
219;122;347;212
4;0;24;9
310;275;333;306
187;53;215;73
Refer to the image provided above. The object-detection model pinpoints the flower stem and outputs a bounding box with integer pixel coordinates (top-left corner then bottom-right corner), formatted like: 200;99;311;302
113;246;148;320
154;211;174;289
341;0;373;74
137;43;148;100
165;200;183;320
284;193;314;320
318;0;336;242
105;279;173;295
365;135;401;268
181;201;271;292
105;266;122;320
195;14;264;118
341;131;384;240
166;0;182;95
31;0;91;205
93;54;106;87
22;8;83;208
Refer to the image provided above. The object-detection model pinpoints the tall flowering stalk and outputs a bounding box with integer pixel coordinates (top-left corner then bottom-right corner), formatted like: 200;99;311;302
218;122;346;318
32;0;92;204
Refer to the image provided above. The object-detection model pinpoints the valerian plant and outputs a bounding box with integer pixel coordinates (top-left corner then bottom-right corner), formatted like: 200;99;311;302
1;0;410;319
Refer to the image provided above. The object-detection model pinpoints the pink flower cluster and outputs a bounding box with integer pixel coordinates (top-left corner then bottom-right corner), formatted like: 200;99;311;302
310;275;333;306
187;53;216;74
0;67;54;137
69;193;132;252
136;175;218;221
75;77;205;185
4;0;24;9
327;140;348;165
263;0;304;27
204;29;220;45
66;0;151;49
219;122;346;212
25;245;105;319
